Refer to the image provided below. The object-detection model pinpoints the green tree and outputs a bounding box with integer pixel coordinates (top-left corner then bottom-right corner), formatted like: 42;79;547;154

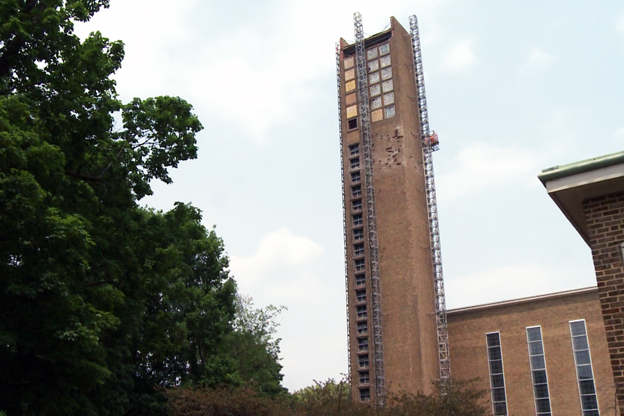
0;1;245;415
225;295;287;395
293;378;351;405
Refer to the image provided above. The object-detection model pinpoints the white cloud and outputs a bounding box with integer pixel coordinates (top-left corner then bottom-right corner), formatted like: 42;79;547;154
436;142;541;202
229;227;324;301
442;38;477;72
518;47;557;79
446;264;583;309
615;127;624;140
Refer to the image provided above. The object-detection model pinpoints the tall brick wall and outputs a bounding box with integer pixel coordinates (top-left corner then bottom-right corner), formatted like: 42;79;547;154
584;190;624;414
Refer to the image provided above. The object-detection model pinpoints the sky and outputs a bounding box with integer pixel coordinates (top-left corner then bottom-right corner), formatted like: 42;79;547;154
75;0;624;392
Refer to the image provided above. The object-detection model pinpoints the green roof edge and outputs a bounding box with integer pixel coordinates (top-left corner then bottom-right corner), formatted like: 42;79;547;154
538;150;624;185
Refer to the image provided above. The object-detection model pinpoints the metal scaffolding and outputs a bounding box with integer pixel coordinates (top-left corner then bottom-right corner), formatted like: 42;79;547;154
409;14;451;384
353;11;386;404
336;42;352;382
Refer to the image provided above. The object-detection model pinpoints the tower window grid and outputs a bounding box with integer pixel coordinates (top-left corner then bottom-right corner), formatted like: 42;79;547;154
358;337;369;351
353;213;363;226
359;388;371;401
570;320;600;416
355;273;366;286
359;371;370;384
526;326;552;416
486;332;508;416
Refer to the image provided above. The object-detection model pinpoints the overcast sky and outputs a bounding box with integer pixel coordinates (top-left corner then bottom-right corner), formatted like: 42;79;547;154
76;0;624;392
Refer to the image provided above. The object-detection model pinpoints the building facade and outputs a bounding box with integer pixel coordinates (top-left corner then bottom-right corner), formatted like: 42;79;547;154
337;14;624;416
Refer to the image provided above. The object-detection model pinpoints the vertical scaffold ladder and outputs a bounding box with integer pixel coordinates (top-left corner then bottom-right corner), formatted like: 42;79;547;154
409;14;451;385
336;42;352;383
354;11;386;404
336;42;351;379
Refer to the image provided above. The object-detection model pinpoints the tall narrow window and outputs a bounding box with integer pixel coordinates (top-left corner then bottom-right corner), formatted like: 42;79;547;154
351;171;361;183
357;337;368;351
570;320;600;416
354;258;365;271
486;332;508;416
359;371;370;384
359;388;370;401
526;326;552;416
355;273;365;287
355;289;366;303
353;213;363;226
353;228;364;241
352;185;362;198
357;321;367;334
356;305;367;319
358;354;369;368
352;200;362;212
354;243;364;257
349;144;360;156
350;158;360;170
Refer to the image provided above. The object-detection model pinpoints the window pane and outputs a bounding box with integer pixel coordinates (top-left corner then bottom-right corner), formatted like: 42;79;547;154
367;48;378;60
529;341;544;355
533;369;547;384
489;360;503;375
534;383;549;398
486;333;501;347
577;364;593;380
380;55;391;68
369;72;380;84
488;346;501;360
581;394;598;410
384;105;395;118
370;84;381;96
492;387;506;402
527;327;542;342
367;59;379;72
381;67;392;80
490;374;504;388
371;96;382;110
536;398;551;413
355;274;365;286
531;355;545;370
493;402;507;415
575;350;591;365
579;380;596;395
570;321;587;336
382;79;393;93
573;336;589;351
383;92;394;106
379;43;390;55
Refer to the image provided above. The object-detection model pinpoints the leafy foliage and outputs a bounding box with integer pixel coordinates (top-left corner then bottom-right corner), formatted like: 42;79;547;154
166;379;488;416
225;295;287;395
0;1;284;415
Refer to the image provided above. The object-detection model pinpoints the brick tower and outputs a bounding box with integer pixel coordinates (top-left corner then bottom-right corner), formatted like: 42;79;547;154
336;15;443;402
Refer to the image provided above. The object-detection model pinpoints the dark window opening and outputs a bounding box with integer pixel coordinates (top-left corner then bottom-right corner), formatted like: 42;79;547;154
348;118;358;130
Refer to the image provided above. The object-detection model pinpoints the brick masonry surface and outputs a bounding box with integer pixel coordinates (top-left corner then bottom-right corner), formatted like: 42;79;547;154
448;290;616;415
584;190;624;415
